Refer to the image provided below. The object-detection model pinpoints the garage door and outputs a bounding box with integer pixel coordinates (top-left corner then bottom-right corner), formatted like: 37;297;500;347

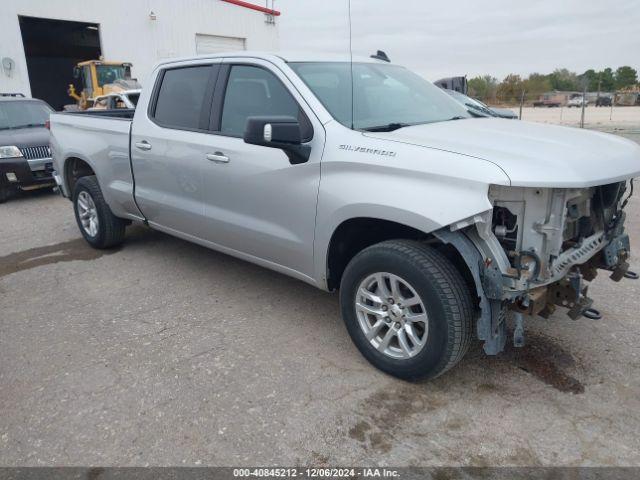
195;34;246;54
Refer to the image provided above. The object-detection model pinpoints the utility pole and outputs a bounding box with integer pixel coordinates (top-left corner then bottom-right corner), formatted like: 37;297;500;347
610;93;615;121
580;84;587;128
519;90;525;120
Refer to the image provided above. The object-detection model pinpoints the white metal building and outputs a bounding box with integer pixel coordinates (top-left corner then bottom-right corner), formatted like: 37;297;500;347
0;0;280;109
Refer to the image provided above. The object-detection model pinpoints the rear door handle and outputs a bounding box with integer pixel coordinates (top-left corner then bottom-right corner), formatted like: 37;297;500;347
206;152;229;163
135;141;152;151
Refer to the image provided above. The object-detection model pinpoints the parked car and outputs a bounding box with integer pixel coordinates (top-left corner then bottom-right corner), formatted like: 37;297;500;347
532;99;561;108
596;96;613;107
445;90;518;119
0;96;55;202
50;53;640;381
567;96;588;108
89;89;141;110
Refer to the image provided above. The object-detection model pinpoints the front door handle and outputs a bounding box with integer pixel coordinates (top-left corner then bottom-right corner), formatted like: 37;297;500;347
135;141;152;151
206;152;230;163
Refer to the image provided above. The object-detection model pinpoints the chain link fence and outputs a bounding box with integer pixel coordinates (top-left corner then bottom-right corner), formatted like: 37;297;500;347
475;90;640;140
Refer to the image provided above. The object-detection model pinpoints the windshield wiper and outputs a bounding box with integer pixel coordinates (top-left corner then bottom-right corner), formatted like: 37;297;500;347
11;123;46;129
362;122;412;132
463;110;489;119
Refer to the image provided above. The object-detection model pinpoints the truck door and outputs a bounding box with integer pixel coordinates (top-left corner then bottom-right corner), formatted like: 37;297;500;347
130;61;221;237
199;59;324;279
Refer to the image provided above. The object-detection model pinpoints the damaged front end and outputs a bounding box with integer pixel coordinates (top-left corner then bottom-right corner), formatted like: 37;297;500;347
435;180;635;355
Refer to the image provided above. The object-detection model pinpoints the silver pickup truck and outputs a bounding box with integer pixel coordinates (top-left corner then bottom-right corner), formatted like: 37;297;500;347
50;52;640;381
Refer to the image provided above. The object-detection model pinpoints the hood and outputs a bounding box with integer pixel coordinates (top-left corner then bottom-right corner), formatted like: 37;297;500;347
365;118;640;187
0;126;50;149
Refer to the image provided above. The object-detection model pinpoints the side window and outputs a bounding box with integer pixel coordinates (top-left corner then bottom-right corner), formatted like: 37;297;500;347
220;65;310;139
83;66;92;90
153;65;212;130
93;98;108;109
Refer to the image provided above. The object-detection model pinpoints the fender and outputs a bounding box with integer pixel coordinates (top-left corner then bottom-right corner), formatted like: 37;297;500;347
61;151;137;220
58;152;94;197
51;112;142;221
313;121;512;288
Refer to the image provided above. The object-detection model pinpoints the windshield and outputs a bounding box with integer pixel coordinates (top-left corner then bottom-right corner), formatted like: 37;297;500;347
0;101;52;130
289;62;470;130
96;65;126;86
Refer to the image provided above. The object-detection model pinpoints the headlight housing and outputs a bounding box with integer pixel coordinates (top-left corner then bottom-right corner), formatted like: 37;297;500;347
0;146;23;159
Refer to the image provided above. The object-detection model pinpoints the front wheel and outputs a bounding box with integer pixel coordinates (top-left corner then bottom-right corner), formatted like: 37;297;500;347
0;179;14;203
339;240;474;381
0;184;11;203
73;175;126;249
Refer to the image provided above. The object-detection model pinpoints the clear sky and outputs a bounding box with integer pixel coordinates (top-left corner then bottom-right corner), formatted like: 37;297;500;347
277;0;640;81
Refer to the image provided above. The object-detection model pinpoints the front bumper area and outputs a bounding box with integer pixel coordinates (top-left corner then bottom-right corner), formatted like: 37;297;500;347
0;157;55;190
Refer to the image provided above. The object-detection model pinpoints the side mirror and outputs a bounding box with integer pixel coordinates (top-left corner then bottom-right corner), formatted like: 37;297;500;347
73;67;80;79
243;116;311;164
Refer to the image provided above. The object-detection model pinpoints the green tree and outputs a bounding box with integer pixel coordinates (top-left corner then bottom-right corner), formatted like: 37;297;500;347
467;75;498;101
580;69;599;91
523;73;551;97
547;68;579;91
598;68;615;91
497;74;525;103
615;66;638;90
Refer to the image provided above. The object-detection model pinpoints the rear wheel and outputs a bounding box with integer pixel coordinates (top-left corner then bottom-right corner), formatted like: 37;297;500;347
73;175;126;248
339;240;474;381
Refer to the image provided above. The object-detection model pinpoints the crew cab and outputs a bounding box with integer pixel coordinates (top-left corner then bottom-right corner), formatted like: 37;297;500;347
0;96;55;202
50;53;640;380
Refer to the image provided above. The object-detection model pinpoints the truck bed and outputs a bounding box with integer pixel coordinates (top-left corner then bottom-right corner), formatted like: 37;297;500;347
50;110;142;220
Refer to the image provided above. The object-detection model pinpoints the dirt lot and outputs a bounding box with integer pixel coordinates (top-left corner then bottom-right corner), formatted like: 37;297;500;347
1;131;640;467
514;105;640;131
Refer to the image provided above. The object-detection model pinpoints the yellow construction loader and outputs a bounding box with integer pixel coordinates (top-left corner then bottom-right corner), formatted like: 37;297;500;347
66;60;141;110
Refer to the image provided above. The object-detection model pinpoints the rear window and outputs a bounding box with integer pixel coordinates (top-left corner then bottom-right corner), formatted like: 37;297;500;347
152;66;212;130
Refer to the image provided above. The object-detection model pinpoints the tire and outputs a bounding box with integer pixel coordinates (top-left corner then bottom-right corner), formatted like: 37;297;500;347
0;180;13;204
0;186;9;204
339;240;474;381
73;175;126;248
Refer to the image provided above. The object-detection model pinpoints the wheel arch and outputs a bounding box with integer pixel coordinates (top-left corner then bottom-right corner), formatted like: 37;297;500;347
321;213;476;298
63;155;98;196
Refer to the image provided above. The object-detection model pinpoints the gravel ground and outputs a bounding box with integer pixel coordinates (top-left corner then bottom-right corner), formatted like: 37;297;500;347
1;131;640;467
